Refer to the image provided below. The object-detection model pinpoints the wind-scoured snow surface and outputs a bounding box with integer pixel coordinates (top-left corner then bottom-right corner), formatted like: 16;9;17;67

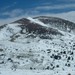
27;17;49;27
0;16;75;75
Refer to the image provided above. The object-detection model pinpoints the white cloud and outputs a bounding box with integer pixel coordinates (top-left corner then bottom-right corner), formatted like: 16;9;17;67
2;9;24;17
45;11;75;23
36;4;75;10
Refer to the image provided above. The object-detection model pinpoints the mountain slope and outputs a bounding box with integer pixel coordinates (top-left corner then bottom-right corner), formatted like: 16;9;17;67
0;16;75;75
34;16;75;34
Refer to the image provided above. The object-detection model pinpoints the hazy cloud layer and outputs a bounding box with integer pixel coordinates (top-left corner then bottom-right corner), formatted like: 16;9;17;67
0;11;75;25
36;4;75;10
1;9;24;17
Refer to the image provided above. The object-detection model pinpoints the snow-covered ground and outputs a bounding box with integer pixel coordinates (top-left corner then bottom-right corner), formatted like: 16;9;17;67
0;17;75;75
0;69;75;75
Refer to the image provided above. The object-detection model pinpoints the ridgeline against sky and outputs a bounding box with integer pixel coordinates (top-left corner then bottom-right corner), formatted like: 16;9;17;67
0;0;75;24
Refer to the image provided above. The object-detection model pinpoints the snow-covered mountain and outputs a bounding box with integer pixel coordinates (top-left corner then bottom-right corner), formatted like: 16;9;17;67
0;16;75;75
34;16;75;34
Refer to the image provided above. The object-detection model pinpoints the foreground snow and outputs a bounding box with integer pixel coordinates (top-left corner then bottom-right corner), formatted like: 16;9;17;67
0;69;75;75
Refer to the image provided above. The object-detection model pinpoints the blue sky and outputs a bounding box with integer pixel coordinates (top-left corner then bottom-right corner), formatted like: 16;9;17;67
0;0;75;24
